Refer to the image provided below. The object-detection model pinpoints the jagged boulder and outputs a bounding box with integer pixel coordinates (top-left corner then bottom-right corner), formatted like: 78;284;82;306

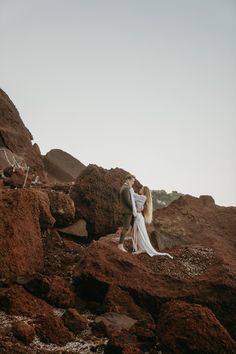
0;285;73;346
0;88;46;180
70;164;142;238
62;308;88;334
43;149;86;183
73;223;236;342
0;189;55;280
12;321;36;344
24;274;76;308
46;190;75;227
157;300;236;354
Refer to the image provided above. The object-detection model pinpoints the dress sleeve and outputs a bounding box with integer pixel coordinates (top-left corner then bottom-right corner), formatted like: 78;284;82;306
133;193;146;203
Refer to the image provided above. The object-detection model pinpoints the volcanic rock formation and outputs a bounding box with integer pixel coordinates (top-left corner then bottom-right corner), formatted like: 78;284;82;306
43;149;86;183
70;164;142;239
0;88;236;353
0;88;45;180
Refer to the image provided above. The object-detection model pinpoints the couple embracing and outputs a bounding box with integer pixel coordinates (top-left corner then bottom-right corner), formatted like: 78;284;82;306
118;174;173;259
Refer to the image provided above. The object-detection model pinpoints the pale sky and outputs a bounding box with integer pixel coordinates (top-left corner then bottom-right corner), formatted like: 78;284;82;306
0;0;235;206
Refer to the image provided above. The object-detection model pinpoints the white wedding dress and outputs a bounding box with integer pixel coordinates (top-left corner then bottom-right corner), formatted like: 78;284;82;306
130;188;173;259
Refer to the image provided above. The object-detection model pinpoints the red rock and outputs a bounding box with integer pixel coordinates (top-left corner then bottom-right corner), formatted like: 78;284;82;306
0;88;46;180
46;190;75;227
93;312;137;338
43;149;86;183
70;164;142;238
104;285;154;325
0;189;54;280
3;167;33;188
62;308;88;334
35;312;74;345
47;275;76;308
73;232;236;341
129;321;156;344
12;321;35;344
36;190;56;229
24;274;76;308
42;229;84;279
0;285;55;318
157;300;236;354
0;335;34;353
152;194;236;252
104;329;141;354
0;285;73;346
57;219;88;238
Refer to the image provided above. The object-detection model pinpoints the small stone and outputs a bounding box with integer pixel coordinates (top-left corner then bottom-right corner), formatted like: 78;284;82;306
12;321;35;344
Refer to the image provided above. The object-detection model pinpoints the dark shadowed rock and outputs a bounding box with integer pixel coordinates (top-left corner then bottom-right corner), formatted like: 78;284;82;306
46;190;75;227
104;329;141;354
3;167;33;188
70;164;142;238
24;274;76;308
43;149;86;183
35;312;74;345
0;88;46;180
62;308;88;334
104;285;154;325
0;335;34;354
157;300;236;354
12;321;35;344
0;285;54;317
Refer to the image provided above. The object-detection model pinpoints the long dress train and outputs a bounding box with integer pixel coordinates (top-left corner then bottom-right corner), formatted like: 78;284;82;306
130;188;173;259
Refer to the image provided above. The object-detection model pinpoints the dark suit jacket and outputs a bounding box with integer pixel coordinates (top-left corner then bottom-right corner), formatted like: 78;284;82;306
120;183;133;214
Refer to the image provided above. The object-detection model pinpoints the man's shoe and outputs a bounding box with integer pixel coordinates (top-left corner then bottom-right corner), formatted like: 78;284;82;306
118;244;127;252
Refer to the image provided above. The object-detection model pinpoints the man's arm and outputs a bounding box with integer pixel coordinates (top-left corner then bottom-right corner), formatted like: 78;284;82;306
122;187;133;210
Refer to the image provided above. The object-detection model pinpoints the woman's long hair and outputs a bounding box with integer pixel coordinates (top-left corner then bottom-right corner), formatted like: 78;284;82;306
143;186;153;224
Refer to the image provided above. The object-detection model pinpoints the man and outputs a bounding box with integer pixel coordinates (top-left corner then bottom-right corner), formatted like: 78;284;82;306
118;174;135;252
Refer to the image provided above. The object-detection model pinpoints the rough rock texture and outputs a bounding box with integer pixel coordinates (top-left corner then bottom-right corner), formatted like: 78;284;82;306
104;285;154;324
70;164;142;238
93;312;137;337
0;88;46;179
46;190;75;227
157;300;236;354
12;321;35;344
0;285;55;318
0;335;34;354
62;308;88;334
104;329;141;354
0;189;55;280
35;312;74;345
42;229;84;279
73;228;236;343
24;274;76;308
2;167;33;188
43;149;86;183
152;194;236;251
0;285;73;346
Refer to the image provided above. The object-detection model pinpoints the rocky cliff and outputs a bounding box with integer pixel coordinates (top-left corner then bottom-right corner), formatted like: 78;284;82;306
0;89;236;354
0;88;45;180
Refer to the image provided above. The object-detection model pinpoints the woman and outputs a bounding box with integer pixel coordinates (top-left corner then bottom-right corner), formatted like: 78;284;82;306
130;186;173;259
